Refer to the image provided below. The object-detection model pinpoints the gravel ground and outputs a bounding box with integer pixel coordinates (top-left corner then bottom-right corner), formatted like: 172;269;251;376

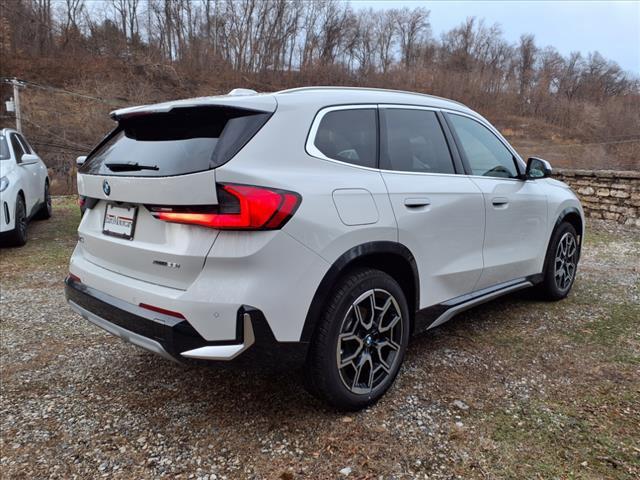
1;198;639;479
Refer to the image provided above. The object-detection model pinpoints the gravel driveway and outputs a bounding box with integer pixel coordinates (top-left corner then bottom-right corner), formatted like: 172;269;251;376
1;198;639;479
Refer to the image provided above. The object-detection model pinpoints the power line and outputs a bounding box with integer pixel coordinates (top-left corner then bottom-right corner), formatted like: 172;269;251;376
21;117;94;150
2;77;128;107
29;141;87;154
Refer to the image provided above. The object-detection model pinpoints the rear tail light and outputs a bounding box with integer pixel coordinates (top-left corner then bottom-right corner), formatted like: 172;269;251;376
147;184;301;230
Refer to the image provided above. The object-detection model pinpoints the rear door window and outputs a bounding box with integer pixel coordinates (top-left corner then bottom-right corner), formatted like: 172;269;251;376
80;106;271;177
380;108;455;174
311;108;377;168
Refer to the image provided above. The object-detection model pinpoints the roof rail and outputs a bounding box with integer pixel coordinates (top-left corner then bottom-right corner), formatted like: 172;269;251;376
274;86;468;108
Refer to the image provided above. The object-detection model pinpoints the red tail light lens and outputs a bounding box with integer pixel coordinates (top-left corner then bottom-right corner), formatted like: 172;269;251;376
148;184;301;230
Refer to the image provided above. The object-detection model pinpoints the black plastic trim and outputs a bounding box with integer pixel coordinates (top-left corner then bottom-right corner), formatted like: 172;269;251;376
65;277;232;357
414;274;542;333
556;207;583;235
436;110;466;174
64;276;305;361
546;207;584;264
300;241;419;342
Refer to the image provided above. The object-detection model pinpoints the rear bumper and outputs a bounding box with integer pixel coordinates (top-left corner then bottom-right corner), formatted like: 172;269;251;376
65;276;263;361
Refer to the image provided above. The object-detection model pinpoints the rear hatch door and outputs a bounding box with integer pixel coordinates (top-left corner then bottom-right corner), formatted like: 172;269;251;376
77;99;275;290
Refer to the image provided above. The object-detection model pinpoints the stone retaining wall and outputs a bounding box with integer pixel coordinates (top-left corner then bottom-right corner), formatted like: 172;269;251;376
553;169;640;226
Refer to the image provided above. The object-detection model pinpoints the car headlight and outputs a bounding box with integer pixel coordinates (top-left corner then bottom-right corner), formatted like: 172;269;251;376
0;176;8;192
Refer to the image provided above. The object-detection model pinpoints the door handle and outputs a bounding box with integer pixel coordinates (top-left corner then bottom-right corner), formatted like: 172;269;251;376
404;197;431;208
491;197;509;207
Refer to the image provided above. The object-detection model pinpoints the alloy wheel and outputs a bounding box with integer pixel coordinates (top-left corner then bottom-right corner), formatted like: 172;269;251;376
336;289;404;395
17;200;27;237
554;232;577;291
45;184;52;215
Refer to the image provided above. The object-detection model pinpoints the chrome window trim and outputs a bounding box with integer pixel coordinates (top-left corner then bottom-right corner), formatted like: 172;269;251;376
305;103;526;181
305;104;378;168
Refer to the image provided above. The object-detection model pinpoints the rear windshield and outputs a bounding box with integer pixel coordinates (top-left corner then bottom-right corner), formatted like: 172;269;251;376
80;106;271;177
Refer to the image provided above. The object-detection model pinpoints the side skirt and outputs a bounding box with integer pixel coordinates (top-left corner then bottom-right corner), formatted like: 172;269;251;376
414;275;542;334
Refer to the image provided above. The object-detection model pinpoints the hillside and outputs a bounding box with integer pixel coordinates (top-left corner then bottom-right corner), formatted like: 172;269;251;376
1;1;638;193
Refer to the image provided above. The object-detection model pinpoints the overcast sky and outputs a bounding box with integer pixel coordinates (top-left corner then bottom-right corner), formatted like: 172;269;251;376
351;1;640;74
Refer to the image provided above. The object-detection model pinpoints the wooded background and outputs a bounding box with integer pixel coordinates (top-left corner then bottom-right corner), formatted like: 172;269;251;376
1;0;638;193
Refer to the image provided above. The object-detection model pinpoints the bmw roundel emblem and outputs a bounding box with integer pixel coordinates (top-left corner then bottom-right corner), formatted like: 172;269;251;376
103;180;111;196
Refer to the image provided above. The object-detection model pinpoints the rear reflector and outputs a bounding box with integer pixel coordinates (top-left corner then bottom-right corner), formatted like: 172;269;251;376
139;303;186;319
148;183;301;230
67;273;82;283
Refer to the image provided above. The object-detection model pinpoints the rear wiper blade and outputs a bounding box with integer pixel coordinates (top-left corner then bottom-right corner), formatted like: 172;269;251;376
105;162;159;172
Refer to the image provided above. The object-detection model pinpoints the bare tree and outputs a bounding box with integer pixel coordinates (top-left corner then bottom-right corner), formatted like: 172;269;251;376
394;6;430;69
517;34;537;112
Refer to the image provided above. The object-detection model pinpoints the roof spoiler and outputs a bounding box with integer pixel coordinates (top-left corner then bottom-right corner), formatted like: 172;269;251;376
110;92;277;120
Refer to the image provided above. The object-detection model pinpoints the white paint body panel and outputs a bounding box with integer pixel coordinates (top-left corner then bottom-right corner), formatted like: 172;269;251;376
77;169;218;205
67;87;585;357
382;171;485;307
470;177;549;288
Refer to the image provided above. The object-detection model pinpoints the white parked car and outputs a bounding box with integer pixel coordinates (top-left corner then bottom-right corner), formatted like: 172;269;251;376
0;128;51;246
66;87;584;410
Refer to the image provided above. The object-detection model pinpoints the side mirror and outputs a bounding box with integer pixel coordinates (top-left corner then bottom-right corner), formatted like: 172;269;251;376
525;157;552;179
20;153;39;165
76;156;87;167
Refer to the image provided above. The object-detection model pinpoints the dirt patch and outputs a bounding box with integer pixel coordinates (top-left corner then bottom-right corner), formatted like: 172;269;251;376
1;200;638;479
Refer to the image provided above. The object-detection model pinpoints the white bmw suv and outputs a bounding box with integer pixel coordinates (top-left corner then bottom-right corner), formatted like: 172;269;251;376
0;128;52;246
66;87;584;410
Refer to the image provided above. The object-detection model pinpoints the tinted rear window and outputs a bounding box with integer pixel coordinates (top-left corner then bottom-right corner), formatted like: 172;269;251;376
381;109;454;174
313;109;377;168
81;107;271;177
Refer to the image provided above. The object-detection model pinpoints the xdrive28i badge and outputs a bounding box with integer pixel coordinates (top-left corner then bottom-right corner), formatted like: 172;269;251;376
103;179;111;196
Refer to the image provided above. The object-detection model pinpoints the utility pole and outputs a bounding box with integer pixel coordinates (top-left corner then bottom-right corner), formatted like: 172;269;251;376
2;78;24;132
12;78;22;133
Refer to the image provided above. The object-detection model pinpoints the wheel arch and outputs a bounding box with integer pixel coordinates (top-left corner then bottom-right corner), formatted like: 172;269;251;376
558;207;583;238
300;241;420;342
543;207;583;274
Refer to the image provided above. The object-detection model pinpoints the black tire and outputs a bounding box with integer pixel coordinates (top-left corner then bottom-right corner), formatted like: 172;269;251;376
2;195;28;247
539;222;579;300
34;181;52;220
305;268;410;411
